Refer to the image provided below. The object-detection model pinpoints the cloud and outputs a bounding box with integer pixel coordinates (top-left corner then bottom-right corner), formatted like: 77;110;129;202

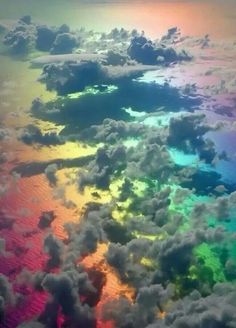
36;23;72;53
30;53;106;67
64;209;105;261
43;233;64;269
105;50;130;66
79;118;146;144
38;60;159;95
78;144;127;190
44;163;58;186
41;272;95;326
38;211;56;229
128;35;192;65
35;24;58;52
103;284;172;328
19;124;63;146
167;113;218;163
105;226;227;291
3;17;79;56
81;202;133;245
32;79;201;134
3;16;36;54
156;283;236;328
50;32;78;55
126;142;174;182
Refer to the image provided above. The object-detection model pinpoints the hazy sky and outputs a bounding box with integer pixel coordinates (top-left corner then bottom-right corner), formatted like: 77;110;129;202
0;0;235;39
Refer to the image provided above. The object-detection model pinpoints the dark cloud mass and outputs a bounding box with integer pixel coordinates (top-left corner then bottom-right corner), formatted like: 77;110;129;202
38;60;160;95
155;283;236;328
128;35;192;65
41;272;96;327
78;144;127;190
20;124;63;146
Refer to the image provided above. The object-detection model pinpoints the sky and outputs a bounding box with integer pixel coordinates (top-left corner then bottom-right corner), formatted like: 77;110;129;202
0;0;235;38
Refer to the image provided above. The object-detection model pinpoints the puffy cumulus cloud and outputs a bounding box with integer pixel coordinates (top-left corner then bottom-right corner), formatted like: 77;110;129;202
64;209;106;261
44;163;58;186
150;232;199;282
141;187;170;212
151;283;236;328
106;238;156;288
35;24;58;52
43;233;64;269
3;16;36;54
211;193;236;223
106;227;227;290
160;27;181;45
41;273;77;313
19;124;63;146
128;35;191;65
118;177;135;202
41;272;96;327
106;243;130;280
80;202;133;245
17;263;100;313
103;27;135;41
191;202;209;223
167;113;225;163
38;210;56;229
123;187;177;235
18;267;96;327
178;167;234;196
168;114;210;146
105;50;130;66
35;23;71;52
6;22;137;59
78;144;127;190
3;17;79;56
50;32;78;55
67;221;104;256
38;60;158;95
172;187;192;205
168;113;210;147
102;284;172;328
79;118;146;144
38;61;109;95
136;187;184;233
191;192;236;224
126;141;174;183
213;196;230;222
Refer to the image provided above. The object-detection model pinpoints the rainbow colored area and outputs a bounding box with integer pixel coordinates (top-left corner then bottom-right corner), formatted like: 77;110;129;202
0;1;236;328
